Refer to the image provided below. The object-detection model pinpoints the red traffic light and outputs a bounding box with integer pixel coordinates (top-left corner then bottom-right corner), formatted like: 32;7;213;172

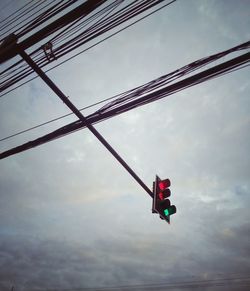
158;179;171;190
158;179;171;200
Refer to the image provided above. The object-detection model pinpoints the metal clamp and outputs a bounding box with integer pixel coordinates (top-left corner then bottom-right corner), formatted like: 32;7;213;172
42;42;56;62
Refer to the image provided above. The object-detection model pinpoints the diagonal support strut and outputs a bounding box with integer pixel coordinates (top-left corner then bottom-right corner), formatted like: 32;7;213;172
17;46;153;198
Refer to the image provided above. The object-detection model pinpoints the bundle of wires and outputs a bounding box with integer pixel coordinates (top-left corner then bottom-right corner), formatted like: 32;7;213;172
1;40;249;159
0;0;175;96
0;0;80;41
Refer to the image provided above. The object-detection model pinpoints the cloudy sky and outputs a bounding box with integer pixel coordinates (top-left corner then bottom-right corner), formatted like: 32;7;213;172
0;0;250;290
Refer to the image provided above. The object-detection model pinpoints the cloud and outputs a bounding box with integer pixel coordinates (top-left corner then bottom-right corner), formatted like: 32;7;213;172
0;0;249;290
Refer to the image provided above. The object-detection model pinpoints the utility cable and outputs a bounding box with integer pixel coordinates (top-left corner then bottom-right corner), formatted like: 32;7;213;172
16;0;79;39
0;0;177;98
1;40;249;143
0;48;249;159
0;0;35;25
0;0;49;38
0;1;171;86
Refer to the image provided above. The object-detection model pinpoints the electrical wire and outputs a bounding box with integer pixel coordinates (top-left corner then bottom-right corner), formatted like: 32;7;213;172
0;0;77;39
0;0;177;98
0;1;174;92
0;46;249;159
0;0;57;39
1;40;249;143
3;0;159;70
0;0;107;90
0;0;35;26
0;0;50;38
0;98;109;142
52;0;168;60
16;0;79;39
50;0;123;45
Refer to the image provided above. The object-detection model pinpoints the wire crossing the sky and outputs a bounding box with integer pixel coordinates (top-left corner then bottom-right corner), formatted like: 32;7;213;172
0;0;176;96
0;41;249;159
0;0;176;99
1;40;249;142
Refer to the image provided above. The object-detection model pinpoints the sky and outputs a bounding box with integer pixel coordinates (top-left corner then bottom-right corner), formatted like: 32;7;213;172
0;0;250;290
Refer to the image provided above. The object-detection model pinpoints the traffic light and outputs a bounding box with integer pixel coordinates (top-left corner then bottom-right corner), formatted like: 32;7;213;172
152;175;176;223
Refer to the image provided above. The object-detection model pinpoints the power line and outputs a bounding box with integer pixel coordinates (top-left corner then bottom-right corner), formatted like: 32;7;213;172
0;0;176;98
0;0;106;64
0;0;35;26
0;0;177;96
0;95;112;142
0;47;249;159
0;0;48;37
16;0;80;39
1;40;249;143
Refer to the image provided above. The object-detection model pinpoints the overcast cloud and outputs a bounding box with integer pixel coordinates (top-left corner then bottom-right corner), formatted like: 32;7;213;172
0;0;250;290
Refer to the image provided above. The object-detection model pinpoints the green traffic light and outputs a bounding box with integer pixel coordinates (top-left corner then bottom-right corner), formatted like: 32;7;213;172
164;205;176;216
164;209;170;216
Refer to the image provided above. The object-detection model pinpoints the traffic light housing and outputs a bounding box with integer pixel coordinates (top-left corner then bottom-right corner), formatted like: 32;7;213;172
152;175;176;223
